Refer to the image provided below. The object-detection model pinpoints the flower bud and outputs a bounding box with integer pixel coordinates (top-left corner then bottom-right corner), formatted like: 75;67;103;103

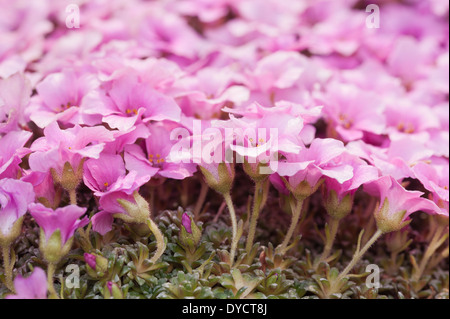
84;253;108;277
179;213;202;251
324;190;353;220
182;213;192;234
116;191;150;224
105;282;123;299
199;163;234;195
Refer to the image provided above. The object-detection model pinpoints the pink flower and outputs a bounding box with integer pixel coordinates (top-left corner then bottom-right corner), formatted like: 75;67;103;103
83;153;152;197
27;68;99;128
28;121;115;178
124;122;197;180
320;82;386;141
28;203;89;246
91;181;150;235
217;102;323;181
413;160;449;216
273;138;353;199
347;137;434;181
299;9;367;57
242;52;330;107
385;101;440;140
168;0;234;23
21;171;57;209
0;73;32;133
93;188;154;235
83;152;152;235
323;153;380;201
364;175;441;232
0;178;35;239
0;130;32;179
82;73;181;131
6;267;47;299
174;66;249;120
101;124;151;154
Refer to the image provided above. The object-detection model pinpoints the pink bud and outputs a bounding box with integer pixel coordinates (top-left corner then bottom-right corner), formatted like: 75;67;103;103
182;213;192;234
84;253;97;269
107;281;114;294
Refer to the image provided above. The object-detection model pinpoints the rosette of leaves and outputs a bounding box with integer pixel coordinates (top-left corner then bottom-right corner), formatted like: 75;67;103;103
215;269;264;299
126;242;169;284
156;271;215;299
256;269;295;298
204;220;233;250
307;263;355;299
261;242;299;279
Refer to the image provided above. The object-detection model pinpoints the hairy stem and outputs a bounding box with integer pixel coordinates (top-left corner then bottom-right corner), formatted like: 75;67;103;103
246;180;264;253
335;229;384;285
146;218;166;264
413;223;447;282
47;263;58;299
223;192;238;265
1;244;14;292
314;217;340;269
69;189;77;205
278;198;304;255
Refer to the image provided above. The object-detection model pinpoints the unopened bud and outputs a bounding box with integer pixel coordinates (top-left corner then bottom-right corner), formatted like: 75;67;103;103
105;282;123;299
200;163;234;195
116;191;150;224
179;212;202;251
84;253;108;277
324;190;353;220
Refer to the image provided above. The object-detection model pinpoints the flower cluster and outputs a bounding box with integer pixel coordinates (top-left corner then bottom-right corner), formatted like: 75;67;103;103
0;0;448;299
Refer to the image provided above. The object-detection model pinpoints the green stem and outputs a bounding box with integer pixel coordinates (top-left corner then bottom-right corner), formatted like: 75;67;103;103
314;217;340;269
223;192;238;265
47;263;59;298
412;224;447;282
1;244;14;292
278;198;304;255
246;180;264;253
146;218;166;264
335;229;384;284
69;189;77;205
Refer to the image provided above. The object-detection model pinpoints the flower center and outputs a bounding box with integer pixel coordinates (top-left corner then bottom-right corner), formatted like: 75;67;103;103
126;108;138;116
149;153;165;165
339;113;353;129
60;102;72;112
397;122;415;134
